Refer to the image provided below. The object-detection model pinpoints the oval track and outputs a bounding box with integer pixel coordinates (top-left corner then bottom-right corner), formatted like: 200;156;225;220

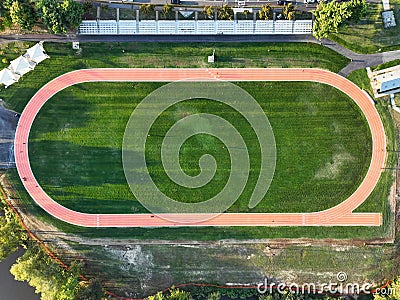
14;68;386;227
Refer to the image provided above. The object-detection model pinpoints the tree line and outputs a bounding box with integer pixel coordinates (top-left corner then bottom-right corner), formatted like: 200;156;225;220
0;197;103;299
138;4;296;22
0;0;83;33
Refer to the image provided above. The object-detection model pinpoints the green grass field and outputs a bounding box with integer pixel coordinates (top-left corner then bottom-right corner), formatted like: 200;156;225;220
330;1;400;53
0;41;349;112
28;81;371;215
0;42;396;240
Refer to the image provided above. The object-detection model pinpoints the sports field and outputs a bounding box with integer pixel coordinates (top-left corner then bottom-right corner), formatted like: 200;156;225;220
2;42;396;239
28;79;371;217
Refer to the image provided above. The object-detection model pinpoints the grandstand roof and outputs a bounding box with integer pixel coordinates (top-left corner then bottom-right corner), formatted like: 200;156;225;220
10;56;35;76
0;68;19;87
26;43;49;64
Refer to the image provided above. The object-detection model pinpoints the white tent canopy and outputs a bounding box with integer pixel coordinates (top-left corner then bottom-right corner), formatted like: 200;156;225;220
26;43;49;64
0;68;19;88
10;56;35;76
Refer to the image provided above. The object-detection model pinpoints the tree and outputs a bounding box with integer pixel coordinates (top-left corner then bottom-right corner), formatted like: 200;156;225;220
217;4;233;20
282;3;296;20
1;0;14;10
162;4;173;19
312;0;366;39
204;6;215;19
139;4;155;19
259;4;273;20
0;207;27;261
374;277;400;300
148;288;193;300
36;0;66;33
76;278;104;300
36;0;83;34
258;295;274;300
166;288;193;300
0;0;17;30
9;0;37;31
61;0;83;30
82;0;93;14
346;0;367;22
10;243;82;300
148;291;165;300
207;291;221;300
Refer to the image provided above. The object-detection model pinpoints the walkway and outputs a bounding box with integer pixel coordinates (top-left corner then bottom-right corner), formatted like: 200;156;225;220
14;68;385;227
321;38;400;76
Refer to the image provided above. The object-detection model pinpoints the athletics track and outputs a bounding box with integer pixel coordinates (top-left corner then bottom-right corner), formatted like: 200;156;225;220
14;68;386;227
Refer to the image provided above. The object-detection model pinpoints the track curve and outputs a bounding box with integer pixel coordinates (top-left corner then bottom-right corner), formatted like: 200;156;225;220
14;68;386;227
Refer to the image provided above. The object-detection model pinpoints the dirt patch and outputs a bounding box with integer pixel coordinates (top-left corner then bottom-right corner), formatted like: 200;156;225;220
314;148;354;180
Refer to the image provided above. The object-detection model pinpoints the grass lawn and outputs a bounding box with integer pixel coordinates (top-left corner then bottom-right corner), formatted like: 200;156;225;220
0;41;349;112
28;81;371;215
370;59;400;71
330;1;400;53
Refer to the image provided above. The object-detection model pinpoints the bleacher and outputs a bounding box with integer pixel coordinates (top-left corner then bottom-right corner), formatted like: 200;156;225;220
157;21;176;34
196;20;215;34
118;20;137;34
293;20;313;34
98;20;118;34
273;20;294;34
79;21;99;35
79;19;313;35
254;20;274;34
235;20;254;34
178;21;196;34
215;21;234;34
138;20;157;34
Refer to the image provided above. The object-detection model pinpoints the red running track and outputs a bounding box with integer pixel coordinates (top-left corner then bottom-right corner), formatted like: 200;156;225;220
14;68;386;227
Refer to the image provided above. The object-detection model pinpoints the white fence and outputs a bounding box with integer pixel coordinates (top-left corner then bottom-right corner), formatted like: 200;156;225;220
78;19;312;35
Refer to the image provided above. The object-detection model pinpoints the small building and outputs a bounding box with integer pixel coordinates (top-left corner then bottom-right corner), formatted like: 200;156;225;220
382;11;396;28
368;64;400;97
208;49;215;63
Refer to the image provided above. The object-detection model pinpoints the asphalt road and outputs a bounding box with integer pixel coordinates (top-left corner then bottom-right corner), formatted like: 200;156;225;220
76;34;318;42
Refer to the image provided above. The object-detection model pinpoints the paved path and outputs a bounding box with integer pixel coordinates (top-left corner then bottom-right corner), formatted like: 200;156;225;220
321;39;400;76
14;68;385;227
0;33;317;43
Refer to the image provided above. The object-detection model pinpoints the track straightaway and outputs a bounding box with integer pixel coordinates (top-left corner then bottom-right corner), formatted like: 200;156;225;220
14;68;386;227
